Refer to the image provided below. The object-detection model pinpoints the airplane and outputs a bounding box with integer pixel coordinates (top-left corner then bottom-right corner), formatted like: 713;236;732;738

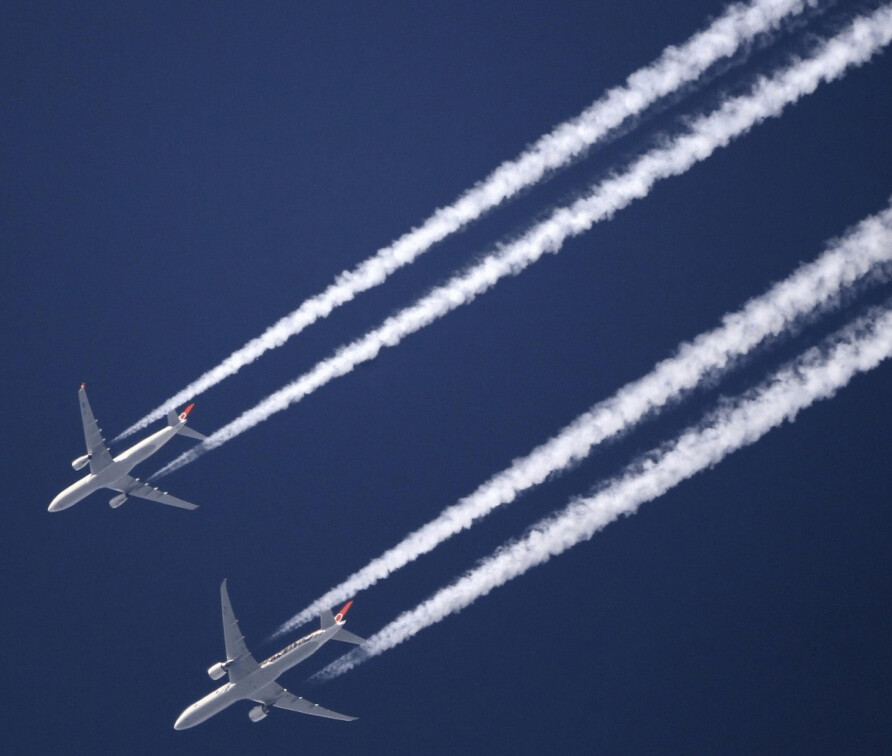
174;580;362;729
48;383;205;512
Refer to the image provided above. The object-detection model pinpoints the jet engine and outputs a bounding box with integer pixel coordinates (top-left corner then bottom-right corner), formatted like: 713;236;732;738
71;455;91;471
207;661;229;681
248;705;269;723
109;493;128;509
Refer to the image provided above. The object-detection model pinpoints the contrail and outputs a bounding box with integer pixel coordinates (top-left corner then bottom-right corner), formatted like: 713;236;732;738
274;203;892;636
119;0;816;441
152;5;892;480
315;303;892;680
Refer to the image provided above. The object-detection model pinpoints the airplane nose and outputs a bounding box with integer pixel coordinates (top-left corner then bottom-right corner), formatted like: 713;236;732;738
174;705;200;730
49;484;82;512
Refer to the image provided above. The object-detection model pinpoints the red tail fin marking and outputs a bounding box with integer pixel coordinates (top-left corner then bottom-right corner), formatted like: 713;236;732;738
334;600;354;623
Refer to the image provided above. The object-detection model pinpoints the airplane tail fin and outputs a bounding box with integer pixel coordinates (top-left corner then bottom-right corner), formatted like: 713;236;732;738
320;601;363;644
167;405;207;441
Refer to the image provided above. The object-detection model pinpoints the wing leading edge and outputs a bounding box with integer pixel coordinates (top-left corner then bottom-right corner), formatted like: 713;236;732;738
220;579;260;683
78;384;113;474
117;476;199;511
253;682;357;722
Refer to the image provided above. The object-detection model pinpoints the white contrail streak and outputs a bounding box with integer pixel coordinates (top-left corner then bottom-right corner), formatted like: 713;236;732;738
152;5;892;480
274;203;892;635
316;303;892;680
119;0;816;441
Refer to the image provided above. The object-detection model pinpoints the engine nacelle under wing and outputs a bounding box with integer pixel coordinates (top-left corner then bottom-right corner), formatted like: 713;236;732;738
71;455;91;471
109;493;128;508
207;662;228;681
248;705;268;723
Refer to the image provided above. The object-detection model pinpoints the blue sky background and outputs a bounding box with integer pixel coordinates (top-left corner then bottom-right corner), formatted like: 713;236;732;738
3;1;891;753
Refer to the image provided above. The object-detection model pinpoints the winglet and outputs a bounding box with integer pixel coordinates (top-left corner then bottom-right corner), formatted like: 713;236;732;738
179;403;195;420
334;600;353;623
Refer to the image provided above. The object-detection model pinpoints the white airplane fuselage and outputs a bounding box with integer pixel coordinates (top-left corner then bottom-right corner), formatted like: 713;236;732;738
174;626;338;729
49;424;180;512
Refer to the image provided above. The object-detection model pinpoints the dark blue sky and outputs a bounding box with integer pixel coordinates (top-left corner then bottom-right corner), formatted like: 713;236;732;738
3;1;891;753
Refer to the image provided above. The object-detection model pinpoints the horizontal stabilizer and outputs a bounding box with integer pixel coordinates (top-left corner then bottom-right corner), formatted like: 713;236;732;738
177;425;207;441
333;627;364;645
167;407;207;440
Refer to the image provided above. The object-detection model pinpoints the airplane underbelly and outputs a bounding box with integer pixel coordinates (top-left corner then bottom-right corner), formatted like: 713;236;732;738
266;642;319;677
175;686;240;729
115;442;157;469
49;476;101;511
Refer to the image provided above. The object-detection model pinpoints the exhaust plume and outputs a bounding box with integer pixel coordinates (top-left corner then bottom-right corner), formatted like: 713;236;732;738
316;303;892;680
275;202;892;635
119;0;815;441
152;5;892;480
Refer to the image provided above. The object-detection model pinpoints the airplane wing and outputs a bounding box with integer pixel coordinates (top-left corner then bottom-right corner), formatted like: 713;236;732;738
252;682;357;722
220;579;261;683
78;384;114;474
117;476;199;511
